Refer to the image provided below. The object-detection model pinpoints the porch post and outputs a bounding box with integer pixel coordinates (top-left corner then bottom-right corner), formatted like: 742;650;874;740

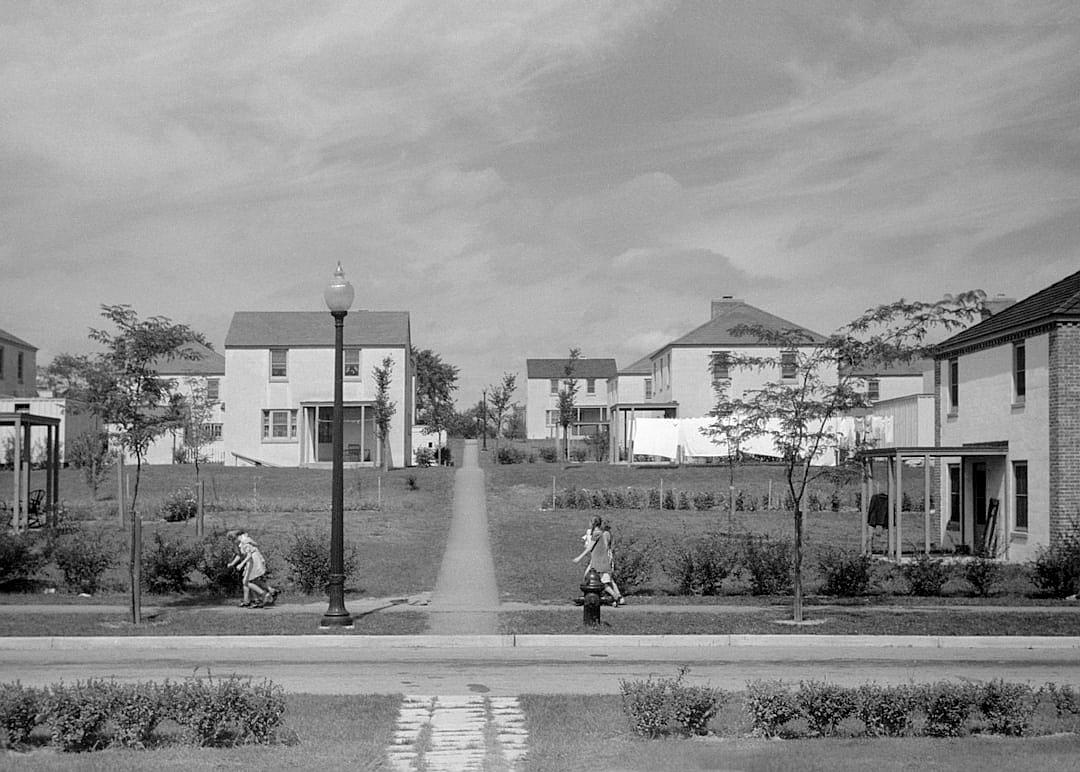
12;413;22;533
860;459;869;554
894;451;903;562
886;453;895;559
628;408;635;464
923;453;931;555
44;425;53;529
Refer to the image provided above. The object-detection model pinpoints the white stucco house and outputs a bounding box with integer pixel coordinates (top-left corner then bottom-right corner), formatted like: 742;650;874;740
925;269;1080;562
223;311;413;468
0;327;37;399
525;358;616;440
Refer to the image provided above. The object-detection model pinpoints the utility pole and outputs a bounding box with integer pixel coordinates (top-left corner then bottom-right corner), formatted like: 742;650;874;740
481;388;488;451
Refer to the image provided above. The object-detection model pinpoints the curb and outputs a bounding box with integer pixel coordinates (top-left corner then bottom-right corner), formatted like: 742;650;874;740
1;634;1079;650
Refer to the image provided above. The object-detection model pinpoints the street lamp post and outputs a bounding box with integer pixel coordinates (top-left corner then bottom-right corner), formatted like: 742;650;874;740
321;262;354;630
481;388;488;451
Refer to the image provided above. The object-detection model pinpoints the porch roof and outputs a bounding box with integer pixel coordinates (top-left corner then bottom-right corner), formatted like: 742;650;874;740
610;402;679;411
857;441;1007;459
0;412;61;428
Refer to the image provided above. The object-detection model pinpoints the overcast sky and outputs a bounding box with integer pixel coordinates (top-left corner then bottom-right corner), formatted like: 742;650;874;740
3;1;1078;404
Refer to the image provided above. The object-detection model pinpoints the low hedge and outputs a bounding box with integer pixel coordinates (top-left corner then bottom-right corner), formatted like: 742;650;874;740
0;676;286;752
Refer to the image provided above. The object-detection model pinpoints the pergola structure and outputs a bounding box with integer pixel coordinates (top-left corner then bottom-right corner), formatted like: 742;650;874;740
2;412;61;532
608;401;679;463
856;442;1008;561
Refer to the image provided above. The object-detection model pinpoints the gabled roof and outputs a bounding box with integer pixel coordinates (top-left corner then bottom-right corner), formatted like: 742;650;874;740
225;311;411;348
619;355;654;375
650;298;826;358
151;342;225;376
0;327;36;350
526;358;617;379
936;270;1080;355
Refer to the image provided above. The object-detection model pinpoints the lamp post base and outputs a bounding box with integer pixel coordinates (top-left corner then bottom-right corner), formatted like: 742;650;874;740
318;612;354;630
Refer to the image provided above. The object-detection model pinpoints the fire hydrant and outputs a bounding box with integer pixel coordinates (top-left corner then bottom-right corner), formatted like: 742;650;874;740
580;568;604;627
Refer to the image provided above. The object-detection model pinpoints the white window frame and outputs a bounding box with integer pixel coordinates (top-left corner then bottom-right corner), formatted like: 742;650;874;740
1013;461;1028;531
1013;340;1026;404
206;378;220;403
948;357;959;413
549;378;559;395
780;350;797;381
711;350;730;386
262;409;297;442
344;348;361;378
586;378;596;395
644;377;653;400
270;349;288;380
867;378;880;402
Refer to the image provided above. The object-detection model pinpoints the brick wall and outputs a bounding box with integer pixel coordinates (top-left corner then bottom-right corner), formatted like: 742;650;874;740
1049;324;1080;544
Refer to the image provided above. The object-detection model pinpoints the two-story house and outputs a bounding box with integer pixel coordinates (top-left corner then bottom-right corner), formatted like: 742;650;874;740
930;269;1080;562
525;358;616;440
223;311;413;468
0;327;37;399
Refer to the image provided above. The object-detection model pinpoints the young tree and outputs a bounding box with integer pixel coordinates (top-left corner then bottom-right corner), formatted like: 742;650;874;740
63;304;209;623
413;348;459;464
373;356;397;472
66;429;116;500
178;378;216;482
719;292;985;622
485;372;518;453
557;348;581;461
704;367;767;533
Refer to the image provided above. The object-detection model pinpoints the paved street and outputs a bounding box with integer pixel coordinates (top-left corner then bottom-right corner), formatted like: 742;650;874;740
3;635;1079;694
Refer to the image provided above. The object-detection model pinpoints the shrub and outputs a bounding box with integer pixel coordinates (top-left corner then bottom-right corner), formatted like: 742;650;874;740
667;535;735;596
142;532;201;594
744;680;800;737
413;447;435;467
662;489;676;510
902;554;950;596
740;536;793;595
284;529;359;594
963;555;1002;597
235;679;287;744
103;681;164;749
570;447;588;463
920;682;974;737
816;547;873;597
51;528;118;594
1044;682;1080;729
691;490;717;510
612;530;656;594
0;531;45;589
620;667;727;738
496;447;526;464
406;475;418;491
160;488;198;522
677;491;692;510
197;530;242;595
1031;530;1080;598
798;681;856;736
538;445;558;463
977;680;1036;736
166;678;240;747
856;684;916;736
40;680;112;751
0;682;39;749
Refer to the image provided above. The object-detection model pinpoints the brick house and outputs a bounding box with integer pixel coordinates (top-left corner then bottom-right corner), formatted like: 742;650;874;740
929;269;1080;561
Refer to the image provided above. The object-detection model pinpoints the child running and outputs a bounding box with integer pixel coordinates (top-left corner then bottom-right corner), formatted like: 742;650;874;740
227;530;279;608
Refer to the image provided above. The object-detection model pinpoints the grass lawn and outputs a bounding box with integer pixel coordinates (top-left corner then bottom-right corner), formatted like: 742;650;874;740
2;463;455;599
7;692;1079;771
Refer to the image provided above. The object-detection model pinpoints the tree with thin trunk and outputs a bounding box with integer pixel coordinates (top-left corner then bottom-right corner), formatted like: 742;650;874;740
413;347;459;464
719;292;985;622
486;372;517;453
373;356;396;472
61;304;208;623
557;348;581;461
179;377;216;483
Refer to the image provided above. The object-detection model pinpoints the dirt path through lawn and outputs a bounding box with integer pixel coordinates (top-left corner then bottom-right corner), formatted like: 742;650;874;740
427;440;500;634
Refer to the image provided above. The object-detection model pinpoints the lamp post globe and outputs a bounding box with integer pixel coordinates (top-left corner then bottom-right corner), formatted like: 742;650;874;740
320;261;354;629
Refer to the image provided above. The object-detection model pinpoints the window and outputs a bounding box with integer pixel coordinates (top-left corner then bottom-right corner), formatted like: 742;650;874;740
1014;461;1028;530
0;345;4;378
16;352;24;383
207;423;223;441
948;357;959;411
270;349;288;380
644;377;653;400
948;464;961;524
710;350;730;385
780;350;797;380
545;410;559;426
586;378;596;394
867;378;880;401
1013;340;1026;402
344;349;360;378
206;378;220;402
550;378;559;395
262;409;297;441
